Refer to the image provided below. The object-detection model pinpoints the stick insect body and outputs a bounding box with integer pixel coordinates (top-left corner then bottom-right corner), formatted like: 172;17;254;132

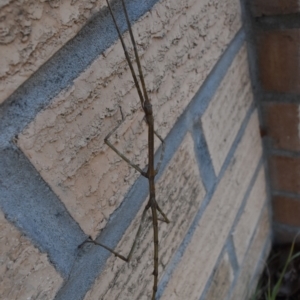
81;1;170;299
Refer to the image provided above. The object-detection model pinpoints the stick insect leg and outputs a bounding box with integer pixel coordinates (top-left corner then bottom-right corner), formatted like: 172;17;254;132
156;203;170;223
79;207;149;262
120;0;149;105
106;0;145;109
105;107;147;178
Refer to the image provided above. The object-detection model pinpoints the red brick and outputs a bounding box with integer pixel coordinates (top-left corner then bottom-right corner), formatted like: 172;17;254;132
269;155;300;193
258;30;300;93
251;0;300;16
263;103;300;151
274;226;300;244
273;195;300;227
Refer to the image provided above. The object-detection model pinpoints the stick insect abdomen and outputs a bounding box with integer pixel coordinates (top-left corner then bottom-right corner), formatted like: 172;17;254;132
150;202;159;300
145;102;156;182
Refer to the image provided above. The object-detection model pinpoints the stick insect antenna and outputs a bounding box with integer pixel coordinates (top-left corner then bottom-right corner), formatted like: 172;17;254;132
118;0;166;173
106;0;145;109
120;0;150;106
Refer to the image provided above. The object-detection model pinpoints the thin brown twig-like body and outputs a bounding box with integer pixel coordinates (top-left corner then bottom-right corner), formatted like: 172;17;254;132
80;1;170;299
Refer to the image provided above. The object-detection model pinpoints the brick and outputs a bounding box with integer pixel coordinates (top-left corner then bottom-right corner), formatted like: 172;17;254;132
251;0;300;16
258;30;300;93
273;226;300;244
160;111;263;300
273;194;300;227
202;44;253;175
83;133;206;300
0;210;63;300
203;252;234;300
263;102;300;151
229;207;271;300
233;167;267;265
269;155;300;194
17;0;242;238
0;0;110;104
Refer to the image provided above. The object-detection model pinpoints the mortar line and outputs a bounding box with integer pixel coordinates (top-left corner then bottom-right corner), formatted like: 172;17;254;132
198;246;228;300
226;159;264;251
226;237;240;273
191;123;216;193
254;13;300;30
198;240;238;300
273;222;300;233
199;158;264;300
156;103;257;299
272;190;300;199
225;233;272;300
226;201;272;299
0;147;86;277
269;148;300;158
247;234;272;297
260;93;300;103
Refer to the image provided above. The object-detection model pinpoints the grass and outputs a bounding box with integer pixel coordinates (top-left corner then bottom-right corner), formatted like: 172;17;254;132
250;234;300;300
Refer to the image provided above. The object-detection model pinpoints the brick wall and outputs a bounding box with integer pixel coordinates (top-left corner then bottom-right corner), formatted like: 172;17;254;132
245;0;300;245
0;0;271;299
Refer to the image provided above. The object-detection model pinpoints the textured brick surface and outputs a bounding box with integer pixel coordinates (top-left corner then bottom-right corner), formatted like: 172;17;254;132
269;155;300;194
251;0;300;16
202;44;252;175
263;102;300;151
203;252;234;300
229;207;271;300
258;30;300;93
17;0;242;238
83;134;206;300
0;0;108;104
0;210;63;300
273;194;300;227
161;111;263;300
233;166;267;265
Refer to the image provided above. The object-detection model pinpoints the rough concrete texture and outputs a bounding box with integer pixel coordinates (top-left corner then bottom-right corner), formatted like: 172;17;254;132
203;252;234;300
258;29;300;93
229;207;271;300
250;0;300;16
160;110;263;300
0;0;109;104
202;44;252;175
0;147;86;277
263;102;300;152
83;133;206;300
0;210;63;300
233;166;267;265
17;0;242;238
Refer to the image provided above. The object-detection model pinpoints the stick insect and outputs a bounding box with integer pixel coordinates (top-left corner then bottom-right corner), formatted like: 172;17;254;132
81;0;170;299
